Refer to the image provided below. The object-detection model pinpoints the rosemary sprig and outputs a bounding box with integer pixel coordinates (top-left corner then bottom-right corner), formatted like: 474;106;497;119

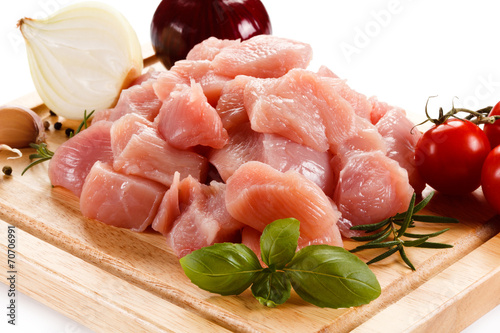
349;191;458;270
70;110;95;138
21;143;54;175
21;110;95;175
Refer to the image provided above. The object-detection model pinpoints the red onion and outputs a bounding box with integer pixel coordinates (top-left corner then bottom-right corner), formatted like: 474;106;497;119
150;0;272;69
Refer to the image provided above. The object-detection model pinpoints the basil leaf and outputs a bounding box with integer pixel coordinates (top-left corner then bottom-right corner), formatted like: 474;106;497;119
179;243;262;295
251;269;291;307
260;218;300;269
285;245;381;308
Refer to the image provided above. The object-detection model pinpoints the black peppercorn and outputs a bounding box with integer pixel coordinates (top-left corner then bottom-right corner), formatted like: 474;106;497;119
2;166;13;176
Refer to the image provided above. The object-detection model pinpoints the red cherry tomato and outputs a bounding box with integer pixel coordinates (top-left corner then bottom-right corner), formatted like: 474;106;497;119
481;146;500;214
483;101;500;148
414;119;491;195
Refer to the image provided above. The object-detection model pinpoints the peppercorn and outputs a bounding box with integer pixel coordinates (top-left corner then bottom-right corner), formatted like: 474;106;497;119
2;166;13;176
54;122;62;130
43;120;50;130
65;128;74;137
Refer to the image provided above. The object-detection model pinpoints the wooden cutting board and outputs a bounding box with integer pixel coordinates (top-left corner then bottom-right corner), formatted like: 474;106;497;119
1;47;499;332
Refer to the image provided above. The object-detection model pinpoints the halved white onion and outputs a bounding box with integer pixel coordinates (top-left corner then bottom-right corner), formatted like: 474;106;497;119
19;1;143;120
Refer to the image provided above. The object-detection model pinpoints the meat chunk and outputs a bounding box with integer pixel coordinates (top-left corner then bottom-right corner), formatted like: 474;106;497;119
245;68;393;156
92;78;162;123
245;68;359;153
215;75;253;130
153;174;244;257
333;151;414;238
127;68;162;87
80;162;166;232
316;65;339;79
212;35;313;78
186;37;241;61
155;80;229;150
209;123;336;195
153;60;231;107
151;172;182;235
369;96;406;125
337;116;387;157
320;76;372;120
48;121;114;197
376;108;426;194
225;161;341;240
111;113;208;187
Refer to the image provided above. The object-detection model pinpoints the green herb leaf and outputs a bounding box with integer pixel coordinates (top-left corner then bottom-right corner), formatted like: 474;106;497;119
403;236;430;247
21;143;55;175
260;218;300;269
366;247;399;265
350;240;401;252
397;193;416;238
403;228;450;239
412;191;434;213
251;270;291;307
350;224;391;242
70;110;95;138
415;242;454;249
285;245;381;308
349;191;456;270
181;219;382;309
412;215;459;223
179;243;262;296
349;218;390;231
398;246;415;271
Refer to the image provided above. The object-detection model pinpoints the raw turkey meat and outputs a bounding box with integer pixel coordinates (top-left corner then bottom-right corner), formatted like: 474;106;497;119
92;77;162;123
244;68;358;153
48;121;114;197
127;68;162;87
321;75;372;120
336;116;387;157
186;37;241;61
211;35;313;78
80;162;166;232
155;80;228;150
111;113;208;187
51;34;423;250
215;75;253;130
376;108;426;194
225;161;341;240
151;172;182;235
209;123;336;195
316;65;339;79
333;151;414;238
369;96;406;125
153;60;231;107
153;174;244;257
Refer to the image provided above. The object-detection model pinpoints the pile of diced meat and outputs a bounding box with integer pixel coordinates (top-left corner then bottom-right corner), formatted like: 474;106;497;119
48;35;425;258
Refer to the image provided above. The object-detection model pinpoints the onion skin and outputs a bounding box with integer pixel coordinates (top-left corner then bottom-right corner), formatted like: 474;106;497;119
151;0;272;69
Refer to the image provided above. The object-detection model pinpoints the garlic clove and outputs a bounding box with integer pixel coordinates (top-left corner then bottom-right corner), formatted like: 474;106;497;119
0;105;46;148
18;2;143;120
0;145;22;160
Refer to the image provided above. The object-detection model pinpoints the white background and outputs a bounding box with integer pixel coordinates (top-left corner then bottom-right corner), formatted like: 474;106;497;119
0;0;499;332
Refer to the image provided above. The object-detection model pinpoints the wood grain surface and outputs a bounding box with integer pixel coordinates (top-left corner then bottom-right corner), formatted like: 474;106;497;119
0;48;499;332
